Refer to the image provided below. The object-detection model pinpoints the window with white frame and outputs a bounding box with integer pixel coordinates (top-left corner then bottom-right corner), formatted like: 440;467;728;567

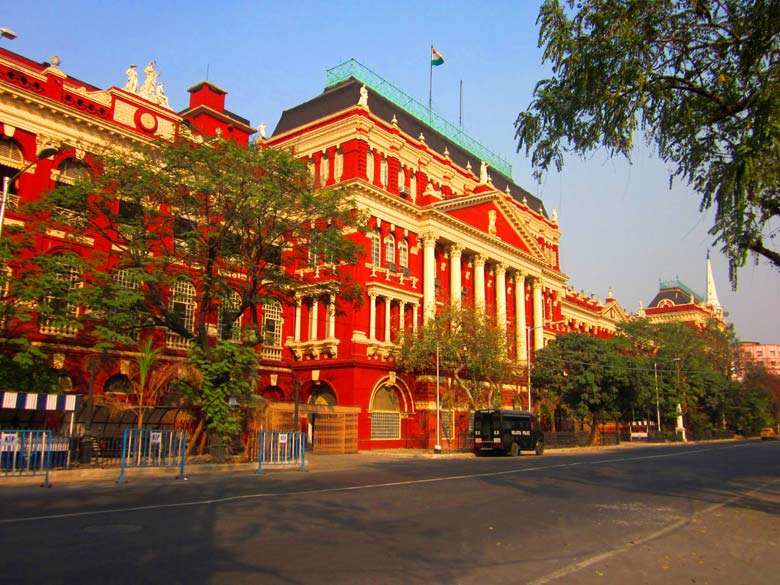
370;230;381;266
40;261;81;336
380;157;388;188
398;240;409;274
334;149;343;182
168;280;196;335
260;301;283;360
384;234;396;272
218;289;242;342
366;149;375;182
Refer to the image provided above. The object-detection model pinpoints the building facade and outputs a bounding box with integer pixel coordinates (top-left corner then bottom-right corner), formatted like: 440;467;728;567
0;49;625;451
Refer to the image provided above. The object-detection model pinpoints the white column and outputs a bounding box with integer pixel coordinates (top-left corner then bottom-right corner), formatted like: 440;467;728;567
310;297;319;341
294;296;302;342
474;254;486;315
449;244;463;309
515;272;527;364
422;232;437;322
412;303;419;333
495;263;507;329
327;294;336;338
369;292;377;340
384;296;392;342
399;300;405;334
532;279;544;352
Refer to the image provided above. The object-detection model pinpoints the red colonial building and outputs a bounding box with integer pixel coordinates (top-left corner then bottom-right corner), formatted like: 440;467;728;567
0;48;625;451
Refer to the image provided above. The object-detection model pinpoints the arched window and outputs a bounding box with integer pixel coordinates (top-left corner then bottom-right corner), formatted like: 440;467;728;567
218;289;242;342
54;158;89;185
309;384;337;406
166;280;196;349
384;233;396;272
39;258;81;336
371;385;400;439
334;149;343;182
380;157;388;188
369;230;381;266
398;239;409;275
0;138;25;199
409;172;416;199
366;149;374;183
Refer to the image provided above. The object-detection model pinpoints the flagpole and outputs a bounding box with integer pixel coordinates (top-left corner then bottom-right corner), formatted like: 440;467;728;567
429;44;433;112
459;79;463;129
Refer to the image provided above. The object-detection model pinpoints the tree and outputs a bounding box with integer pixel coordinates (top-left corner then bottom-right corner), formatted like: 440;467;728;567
618;319;736;435
10;135;365;441
516;0;780;284
532;333;628;445
394;306;518;410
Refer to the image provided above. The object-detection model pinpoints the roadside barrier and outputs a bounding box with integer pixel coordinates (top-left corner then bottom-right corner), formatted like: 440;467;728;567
0;429;52;487
257;431;306;473
116;429;187;483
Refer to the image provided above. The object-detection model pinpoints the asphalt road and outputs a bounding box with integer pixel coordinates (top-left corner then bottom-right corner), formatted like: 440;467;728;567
1;441;778;585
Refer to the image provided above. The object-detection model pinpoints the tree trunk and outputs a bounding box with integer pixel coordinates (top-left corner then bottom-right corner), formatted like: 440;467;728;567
186;417;204;456
587;415;600;446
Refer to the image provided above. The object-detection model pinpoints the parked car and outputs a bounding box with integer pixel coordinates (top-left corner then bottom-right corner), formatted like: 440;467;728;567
760;427;777;440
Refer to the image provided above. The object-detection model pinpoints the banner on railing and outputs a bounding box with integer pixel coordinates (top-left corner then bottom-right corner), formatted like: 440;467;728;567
0;429;52;487
257;431;306;473
116;429;186;484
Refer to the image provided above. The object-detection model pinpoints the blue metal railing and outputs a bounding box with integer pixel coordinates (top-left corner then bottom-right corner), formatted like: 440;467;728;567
257;431;306;473
325;59;512;178
117;429;187;483
0;429;52;487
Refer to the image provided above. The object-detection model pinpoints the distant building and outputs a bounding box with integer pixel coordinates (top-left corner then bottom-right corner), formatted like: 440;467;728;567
738;343;780;377
640;256;725;329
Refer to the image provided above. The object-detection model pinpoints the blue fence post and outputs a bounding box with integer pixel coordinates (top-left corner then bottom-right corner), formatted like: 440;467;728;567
117;429;129;484
0;430;52;487
116;429;186;484
256;431;306;474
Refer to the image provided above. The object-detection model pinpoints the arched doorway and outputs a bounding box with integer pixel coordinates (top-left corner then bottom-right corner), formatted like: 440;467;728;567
369;377;413;445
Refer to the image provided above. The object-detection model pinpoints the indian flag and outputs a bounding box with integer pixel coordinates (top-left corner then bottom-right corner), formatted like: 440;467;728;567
431;47;445;66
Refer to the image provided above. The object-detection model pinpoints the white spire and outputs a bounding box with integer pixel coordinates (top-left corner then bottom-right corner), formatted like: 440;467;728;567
706;252;723;318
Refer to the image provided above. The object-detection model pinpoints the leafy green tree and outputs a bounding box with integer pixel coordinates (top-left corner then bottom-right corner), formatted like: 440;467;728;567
532;332;628;444
730;364;780;433
516;0;780;283
179;341;258;443
8;135;364;442
394;306;518;409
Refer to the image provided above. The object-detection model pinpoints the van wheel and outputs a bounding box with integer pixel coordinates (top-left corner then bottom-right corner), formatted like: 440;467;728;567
535;441;544;456
510;442;520;457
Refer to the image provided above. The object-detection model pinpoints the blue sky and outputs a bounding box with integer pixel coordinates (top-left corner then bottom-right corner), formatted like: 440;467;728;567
3;1;778;342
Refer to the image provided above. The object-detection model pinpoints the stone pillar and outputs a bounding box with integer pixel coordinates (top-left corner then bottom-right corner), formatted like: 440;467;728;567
474;254;486;315
412;303;419;333
514;272;527;364
422;233;437;322
310;297;319;341
327;294;336;338
495;262;507;329
399;301;405;334
294;296;302;342
369;292;377;340
449;244;463;309
532;279;544;352
384;296;392;342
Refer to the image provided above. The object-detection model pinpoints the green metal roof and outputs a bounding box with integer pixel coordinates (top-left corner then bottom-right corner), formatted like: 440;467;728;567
659;278;703;303
325;59;513;178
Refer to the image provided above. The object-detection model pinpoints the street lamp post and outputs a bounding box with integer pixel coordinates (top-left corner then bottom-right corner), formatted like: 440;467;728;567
654;362;661;433
0;147;59;240
434;343;442;454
